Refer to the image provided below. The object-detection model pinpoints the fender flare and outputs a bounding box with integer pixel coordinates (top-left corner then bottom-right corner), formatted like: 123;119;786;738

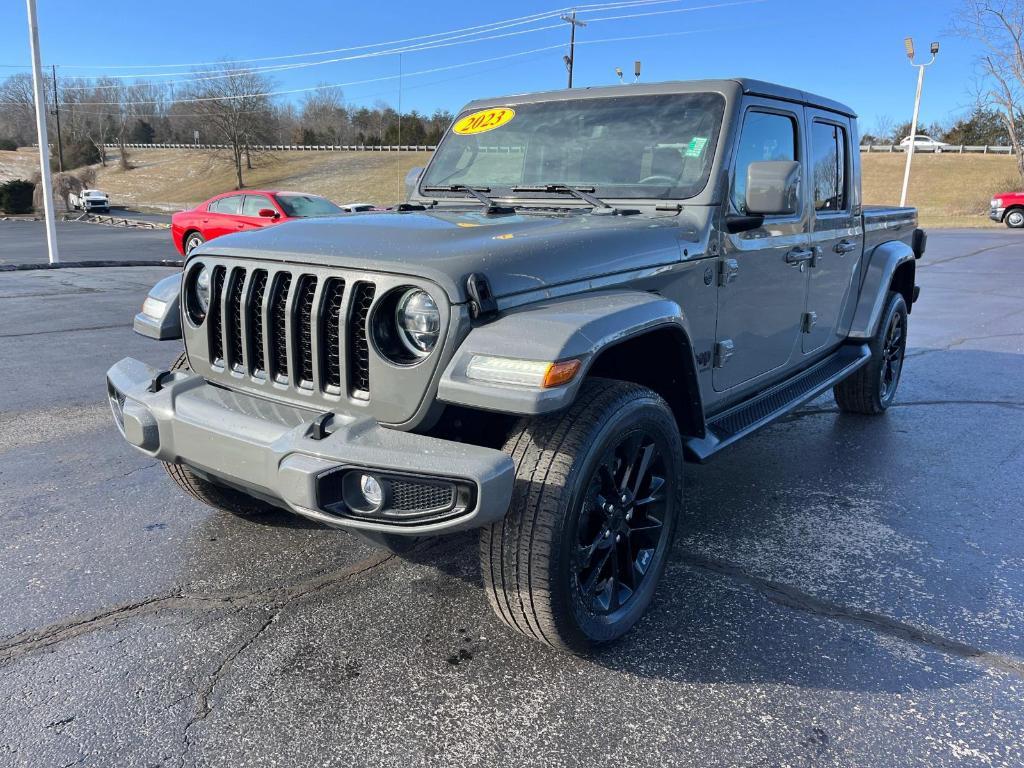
133;273;182;340
848;240;916;340
438;289;705;435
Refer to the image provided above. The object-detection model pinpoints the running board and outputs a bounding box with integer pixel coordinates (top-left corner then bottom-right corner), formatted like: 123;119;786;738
684;343;871;463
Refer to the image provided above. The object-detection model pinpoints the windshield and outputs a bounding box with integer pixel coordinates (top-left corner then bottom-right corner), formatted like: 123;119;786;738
274;194;343;217
420;92;725;200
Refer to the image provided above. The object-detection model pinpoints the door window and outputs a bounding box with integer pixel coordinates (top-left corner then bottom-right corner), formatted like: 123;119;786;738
209;195;242;214
731;111;798;214
240;194;271;217
811;122;848;212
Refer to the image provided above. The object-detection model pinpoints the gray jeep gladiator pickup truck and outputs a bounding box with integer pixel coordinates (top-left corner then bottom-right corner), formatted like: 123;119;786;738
107;79;924;652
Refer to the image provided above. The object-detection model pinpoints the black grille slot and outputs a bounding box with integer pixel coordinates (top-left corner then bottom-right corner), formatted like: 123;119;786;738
208;266;226;365
321;278;346;391
295;276;318;387
270;273;292;382
349;282;376;396
226;268;246;370
248;270;268;376
390;480;455;513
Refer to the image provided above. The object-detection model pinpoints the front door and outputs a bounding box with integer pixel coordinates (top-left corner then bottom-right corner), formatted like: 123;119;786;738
803;112;862;354
713;103;810;392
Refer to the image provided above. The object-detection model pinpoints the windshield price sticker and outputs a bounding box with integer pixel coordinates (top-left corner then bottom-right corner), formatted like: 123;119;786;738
453;108;516;136
685;136;709;157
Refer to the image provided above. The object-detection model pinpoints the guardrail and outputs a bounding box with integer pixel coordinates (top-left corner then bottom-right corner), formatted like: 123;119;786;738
860;144;1018;154
104;143;436;152
63;212;170;229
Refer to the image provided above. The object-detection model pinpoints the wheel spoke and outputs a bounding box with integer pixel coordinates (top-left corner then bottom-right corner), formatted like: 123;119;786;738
629;442;656;497
581;547;613;596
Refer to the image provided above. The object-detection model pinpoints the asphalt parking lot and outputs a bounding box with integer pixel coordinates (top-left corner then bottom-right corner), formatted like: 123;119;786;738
0;219;175;266
1;225;1023;767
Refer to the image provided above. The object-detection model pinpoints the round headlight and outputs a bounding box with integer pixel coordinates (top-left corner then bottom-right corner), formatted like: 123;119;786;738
195;266;212;315
395;289;440;356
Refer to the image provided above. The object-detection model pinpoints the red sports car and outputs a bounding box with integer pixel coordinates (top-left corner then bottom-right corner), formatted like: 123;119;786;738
171;190;345;256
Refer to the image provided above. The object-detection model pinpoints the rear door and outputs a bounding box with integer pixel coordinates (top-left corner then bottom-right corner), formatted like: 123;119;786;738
802;111;862;354
204;194;243;239
714;101;810;392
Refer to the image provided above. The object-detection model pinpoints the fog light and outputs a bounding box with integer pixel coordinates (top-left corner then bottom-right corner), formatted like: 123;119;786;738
141;296;167;319
359;474;384;509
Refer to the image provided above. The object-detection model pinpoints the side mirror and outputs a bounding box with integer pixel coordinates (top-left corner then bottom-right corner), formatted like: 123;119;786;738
745;160;801;216
405;167;424;199
258;208;279;218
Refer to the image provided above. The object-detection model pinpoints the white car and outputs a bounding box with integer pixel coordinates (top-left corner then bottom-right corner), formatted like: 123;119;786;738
70;189;110;212
897;135;950;153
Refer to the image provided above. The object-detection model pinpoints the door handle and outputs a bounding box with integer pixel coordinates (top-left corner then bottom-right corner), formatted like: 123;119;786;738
785;247;815;265
833;239;858;255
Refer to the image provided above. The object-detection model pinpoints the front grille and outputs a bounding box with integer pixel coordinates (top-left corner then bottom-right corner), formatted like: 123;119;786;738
203;265;377;399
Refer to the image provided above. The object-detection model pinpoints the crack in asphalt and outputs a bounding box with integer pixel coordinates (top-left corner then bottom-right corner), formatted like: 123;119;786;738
904;331;1024;359
919;240;1021;267
679;552;1024;679
0;323;129;339
0;551;395;665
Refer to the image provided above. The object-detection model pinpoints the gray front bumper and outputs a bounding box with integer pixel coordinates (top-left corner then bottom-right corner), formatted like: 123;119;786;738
106;357;514;535
991;207;1005;222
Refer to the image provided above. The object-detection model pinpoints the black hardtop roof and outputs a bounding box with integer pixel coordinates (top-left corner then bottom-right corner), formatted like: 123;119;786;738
462;78;856;119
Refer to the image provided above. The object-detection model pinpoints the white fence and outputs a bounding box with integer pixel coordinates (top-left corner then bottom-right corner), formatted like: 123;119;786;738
860;144;1017;154
105;143;435;152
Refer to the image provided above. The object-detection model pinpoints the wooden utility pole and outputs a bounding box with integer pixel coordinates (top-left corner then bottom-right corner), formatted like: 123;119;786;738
562;12;587;88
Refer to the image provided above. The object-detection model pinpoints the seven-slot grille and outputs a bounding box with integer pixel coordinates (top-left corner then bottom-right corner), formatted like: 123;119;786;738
206;265;375;398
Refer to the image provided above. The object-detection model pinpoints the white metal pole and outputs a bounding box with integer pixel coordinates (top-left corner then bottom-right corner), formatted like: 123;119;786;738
899;64;926;207
26;0;59;263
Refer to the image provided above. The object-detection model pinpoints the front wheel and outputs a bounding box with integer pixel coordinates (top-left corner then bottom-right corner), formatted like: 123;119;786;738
480;379;683;652
1006;209;1024;228
833;291;908;414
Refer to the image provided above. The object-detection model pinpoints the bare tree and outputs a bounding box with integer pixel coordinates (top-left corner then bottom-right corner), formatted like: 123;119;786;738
952;1;1024;178
873;114;896;144
179;63;274;188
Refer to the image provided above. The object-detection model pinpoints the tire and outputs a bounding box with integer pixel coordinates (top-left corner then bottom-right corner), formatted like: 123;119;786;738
184;231;205;254
161;352;276;518
1006;208;1024;228
833;291;908;415
480;379;684;652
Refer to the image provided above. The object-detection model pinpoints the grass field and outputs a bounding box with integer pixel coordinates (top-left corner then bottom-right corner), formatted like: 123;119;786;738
1;146;1020;228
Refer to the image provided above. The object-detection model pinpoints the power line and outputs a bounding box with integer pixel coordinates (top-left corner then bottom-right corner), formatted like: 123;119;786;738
4;26;730;108
51;0;762;94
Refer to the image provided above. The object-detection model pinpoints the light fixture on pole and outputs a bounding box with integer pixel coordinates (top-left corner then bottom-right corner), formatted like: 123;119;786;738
899;37;939;208
25;0;59;264
561;11;587;88
634;60;642;83
615;67;624;84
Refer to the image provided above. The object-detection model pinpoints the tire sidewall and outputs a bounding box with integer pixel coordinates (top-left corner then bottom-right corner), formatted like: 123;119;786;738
1007;210;1024;228
550;391;684;647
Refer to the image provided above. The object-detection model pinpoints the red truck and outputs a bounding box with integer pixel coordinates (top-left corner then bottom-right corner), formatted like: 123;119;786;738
990;192;1024;228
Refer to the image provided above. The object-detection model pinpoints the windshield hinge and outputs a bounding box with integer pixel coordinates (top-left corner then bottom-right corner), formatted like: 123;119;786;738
466;273;498;322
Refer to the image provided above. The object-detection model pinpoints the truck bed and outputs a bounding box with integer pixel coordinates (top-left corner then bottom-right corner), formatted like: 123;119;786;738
863;205;917;253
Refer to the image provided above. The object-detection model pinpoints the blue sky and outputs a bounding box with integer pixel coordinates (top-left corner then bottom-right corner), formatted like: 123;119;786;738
2;0;980;133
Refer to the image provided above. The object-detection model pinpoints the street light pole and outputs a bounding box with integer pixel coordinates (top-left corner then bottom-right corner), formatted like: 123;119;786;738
561;11;587;88
899;38;939;208
51;64;63;174
25;0;59;263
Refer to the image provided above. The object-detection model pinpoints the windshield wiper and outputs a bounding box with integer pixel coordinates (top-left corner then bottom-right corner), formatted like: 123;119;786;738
510;183;613;210
422;185;514;214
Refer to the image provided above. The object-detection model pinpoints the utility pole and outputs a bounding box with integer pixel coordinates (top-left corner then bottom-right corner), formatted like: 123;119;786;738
51;65;63;173
26;0;59;263
561;11;587;88
899;37;939;208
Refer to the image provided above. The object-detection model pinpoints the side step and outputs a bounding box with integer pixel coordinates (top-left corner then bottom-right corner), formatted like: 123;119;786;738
684;343;871;463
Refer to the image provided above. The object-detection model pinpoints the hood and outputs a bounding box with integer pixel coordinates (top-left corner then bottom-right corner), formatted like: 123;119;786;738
201;207;701;302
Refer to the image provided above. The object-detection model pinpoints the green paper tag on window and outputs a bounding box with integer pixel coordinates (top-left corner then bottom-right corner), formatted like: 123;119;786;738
685;136;709;157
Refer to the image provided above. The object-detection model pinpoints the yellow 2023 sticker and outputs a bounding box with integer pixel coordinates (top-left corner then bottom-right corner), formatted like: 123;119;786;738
453;107;515;136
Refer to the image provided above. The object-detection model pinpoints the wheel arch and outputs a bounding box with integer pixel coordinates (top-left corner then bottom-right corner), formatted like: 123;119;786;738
437;290;705;438
848;239;917;339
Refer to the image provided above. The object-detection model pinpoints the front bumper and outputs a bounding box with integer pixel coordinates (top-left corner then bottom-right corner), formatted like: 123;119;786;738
106;357;515;535
990;207;1005;222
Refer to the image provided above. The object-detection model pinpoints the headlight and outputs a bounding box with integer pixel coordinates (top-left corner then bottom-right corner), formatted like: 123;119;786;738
395;289;440;356
195;266;212;314
993;198;1003;208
